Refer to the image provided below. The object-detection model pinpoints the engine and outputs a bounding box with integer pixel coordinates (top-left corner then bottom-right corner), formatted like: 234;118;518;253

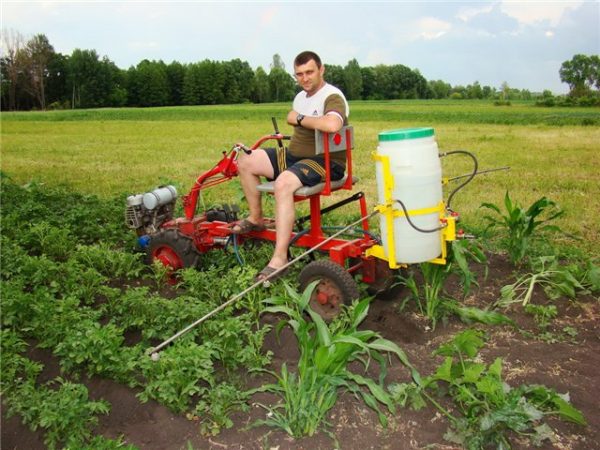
125;185;177;235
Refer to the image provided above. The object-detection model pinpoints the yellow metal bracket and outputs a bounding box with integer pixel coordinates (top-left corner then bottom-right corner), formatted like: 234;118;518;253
368;152;458;268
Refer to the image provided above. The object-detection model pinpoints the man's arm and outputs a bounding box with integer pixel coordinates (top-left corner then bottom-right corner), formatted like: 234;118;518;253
286;110;343;133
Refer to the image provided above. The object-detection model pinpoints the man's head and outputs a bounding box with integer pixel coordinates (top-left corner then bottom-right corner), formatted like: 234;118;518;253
294;51;325;96
294;51;322;69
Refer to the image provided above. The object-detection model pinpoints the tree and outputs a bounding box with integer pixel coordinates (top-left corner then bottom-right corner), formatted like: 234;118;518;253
560;54;599;97
268;67;295;102
131;60;169;107
482;85;495;99
68;49;122;108
1;29;25;110
46;52;69;108
343;59;363;100
228;58;255;103
183;60;226;105
466;81;483;99
360;67;377;99
252;66;270;103
23;34;55;109
165;61;186;106
324;64;345;92
428;80;451;99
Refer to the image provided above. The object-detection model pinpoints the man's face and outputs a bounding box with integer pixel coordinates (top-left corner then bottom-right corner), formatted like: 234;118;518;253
294;59;325;96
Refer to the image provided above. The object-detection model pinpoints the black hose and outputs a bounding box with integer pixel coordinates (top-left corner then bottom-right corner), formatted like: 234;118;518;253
394;199;445;233
440;150;478;210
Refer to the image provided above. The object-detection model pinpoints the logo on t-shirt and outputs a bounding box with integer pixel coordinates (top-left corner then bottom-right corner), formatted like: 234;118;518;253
312;110;318;116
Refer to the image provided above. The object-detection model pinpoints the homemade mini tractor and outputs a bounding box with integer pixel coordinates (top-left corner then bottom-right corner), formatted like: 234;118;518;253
126;120;477;322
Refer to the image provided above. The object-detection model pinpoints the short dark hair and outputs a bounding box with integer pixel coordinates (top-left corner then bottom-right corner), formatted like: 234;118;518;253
294;51;322;69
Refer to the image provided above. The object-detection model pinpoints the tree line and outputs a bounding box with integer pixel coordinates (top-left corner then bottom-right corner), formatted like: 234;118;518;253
2;30;598;111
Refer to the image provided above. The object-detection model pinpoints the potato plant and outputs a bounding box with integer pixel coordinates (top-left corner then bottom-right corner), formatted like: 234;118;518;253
0;178;275;444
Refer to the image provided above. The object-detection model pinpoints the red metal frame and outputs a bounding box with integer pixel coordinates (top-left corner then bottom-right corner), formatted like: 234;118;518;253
164;129;380;285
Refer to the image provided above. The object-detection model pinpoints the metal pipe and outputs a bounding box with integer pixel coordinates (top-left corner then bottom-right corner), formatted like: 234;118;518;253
448;166;510;182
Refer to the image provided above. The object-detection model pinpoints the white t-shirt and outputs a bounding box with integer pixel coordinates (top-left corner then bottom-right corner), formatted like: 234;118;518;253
292;83;349;124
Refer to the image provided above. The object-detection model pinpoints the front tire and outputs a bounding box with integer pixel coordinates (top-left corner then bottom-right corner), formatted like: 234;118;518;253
298;259;360;321
147;229;200;281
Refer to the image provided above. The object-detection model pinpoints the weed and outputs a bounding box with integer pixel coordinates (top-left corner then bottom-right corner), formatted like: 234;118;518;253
395;329;586;449
72;435;139;450
524;304;558;330
497;256;588;307
193;382;251;436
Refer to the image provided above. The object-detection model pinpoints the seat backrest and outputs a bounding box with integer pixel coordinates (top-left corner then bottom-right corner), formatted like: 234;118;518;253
314;125;354;195
315;125;354;155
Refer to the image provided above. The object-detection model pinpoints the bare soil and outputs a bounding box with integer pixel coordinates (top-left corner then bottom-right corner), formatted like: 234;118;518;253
2;254;598;450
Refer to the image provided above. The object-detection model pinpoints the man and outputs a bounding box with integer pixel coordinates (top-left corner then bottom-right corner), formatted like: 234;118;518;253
232;50;349;282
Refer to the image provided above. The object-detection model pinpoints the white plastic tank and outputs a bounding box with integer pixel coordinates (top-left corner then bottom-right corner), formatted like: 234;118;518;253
375;127;443;264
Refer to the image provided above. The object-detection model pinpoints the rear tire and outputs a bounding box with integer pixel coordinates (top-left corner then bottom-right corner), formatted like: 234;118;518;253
298;259;360;321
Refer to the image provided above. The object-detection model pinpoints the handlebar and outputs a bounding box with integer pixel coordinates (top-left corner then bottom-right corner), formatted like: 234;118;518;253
234;117;291;155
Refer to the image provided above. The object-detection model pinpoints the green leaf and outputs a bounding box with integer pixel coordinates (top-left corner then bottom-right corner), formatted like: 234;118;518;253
433;357;453;383
552;395;587;425
346;372;395;414
369;338;422;385
463;362;486;383
451;305;515;327
350;298;370;329
435;329;486;359
306;307;331;347
488;357;503;379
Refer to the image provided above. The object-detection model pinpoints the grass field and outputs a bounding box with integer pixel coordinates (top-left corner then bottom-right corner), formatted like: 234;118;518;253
2;100;599;254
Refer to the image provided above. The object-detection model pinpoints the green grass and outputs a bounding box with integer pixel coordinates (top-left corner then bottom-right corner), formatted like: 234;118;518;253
2;100;599;254
2;100;599;125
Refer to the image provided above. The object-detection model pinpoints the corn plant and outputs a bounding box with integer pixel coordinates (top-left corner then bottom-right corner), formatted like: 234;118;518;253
251;281;421;438
481;192;564;266
401;239;490;328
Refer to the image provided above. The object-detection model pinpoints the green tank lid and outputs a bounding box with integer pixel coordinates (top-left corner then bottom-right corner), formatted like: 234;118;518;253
378;127;434;142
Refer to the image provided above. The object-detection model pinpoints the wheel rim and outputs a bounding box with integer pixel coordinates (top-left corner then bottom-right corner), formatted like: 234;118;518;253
152;245;183;284
309;278;344;321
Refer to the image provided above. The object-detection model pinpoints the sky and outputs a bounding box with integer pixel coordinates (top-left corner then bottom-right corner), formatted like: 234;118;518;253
2;1;599;94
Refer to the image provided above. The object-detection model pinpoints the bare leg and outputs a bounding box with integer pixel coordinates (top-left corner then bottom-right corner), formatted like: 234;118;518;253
234;149;274;229
268;170;303;269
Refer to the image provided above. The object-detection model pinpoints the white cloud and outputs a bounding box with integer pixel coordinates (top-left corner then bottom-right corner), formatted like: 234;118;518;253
499;1;584;26
416;17;453;40
456;4;495;22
